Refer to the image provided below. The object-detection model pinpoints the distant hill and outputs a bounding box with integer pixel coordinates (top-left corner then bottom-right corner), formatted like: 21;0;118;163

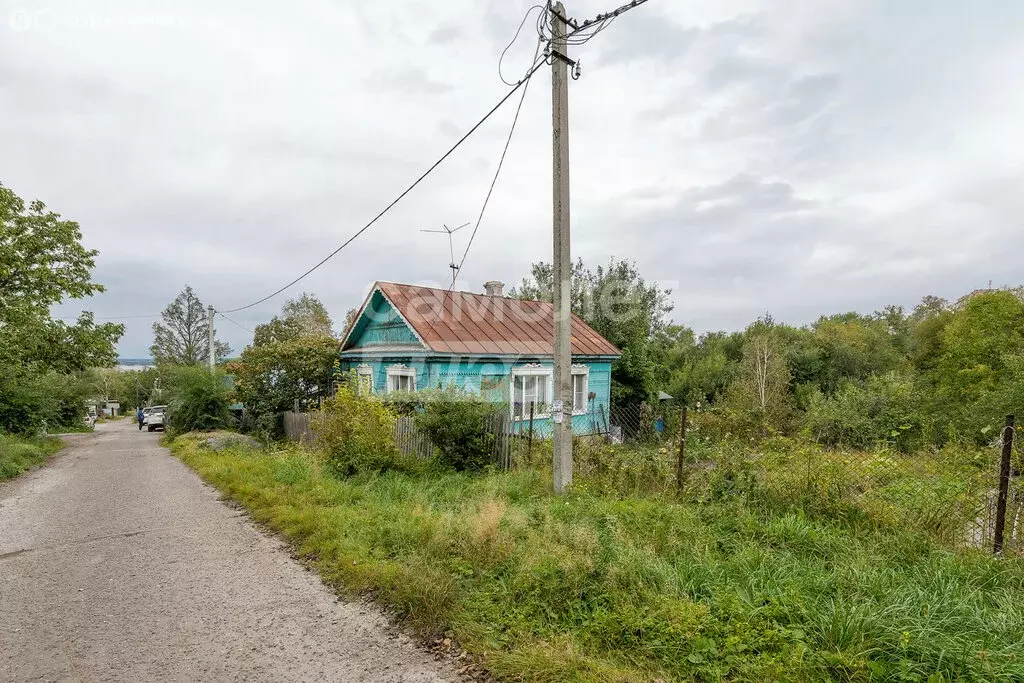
117;358;154;370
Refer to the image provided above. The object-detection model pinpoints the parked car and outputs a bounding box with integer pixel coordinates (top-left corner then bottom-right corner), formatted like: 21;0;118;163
143;405;167;432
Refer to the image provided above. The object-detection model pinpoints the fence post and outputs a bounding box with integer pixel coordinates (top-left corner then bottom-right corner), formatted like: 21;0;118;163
994;414;1015;554
528;401;535;460
676;405;688;496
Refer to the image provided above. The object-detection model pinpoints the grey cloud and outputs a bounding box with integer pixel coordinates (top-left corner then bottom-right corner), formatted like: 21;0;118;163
4;0;1023;355
598;10;699;65
428;24;461;45
375;67;453;94
436;120;461;139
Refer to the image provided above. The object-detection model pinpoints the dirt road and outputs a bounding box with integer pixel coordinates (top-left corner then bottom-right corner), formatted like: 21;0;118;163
0;421;457;682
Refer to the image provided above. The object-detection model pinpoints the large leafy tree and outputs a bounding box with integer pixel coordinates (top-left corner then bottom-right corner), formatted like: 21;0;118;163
230;294;337;436
150;286;231;366
253;292;333;345
725;316;792;430
934;290;1024;404
0;184;105;320
0;183;123;432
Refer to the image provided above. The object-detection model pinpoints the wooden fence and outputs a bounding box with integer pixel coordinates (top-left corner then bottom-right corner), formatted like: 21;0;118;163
393;412;517;469
282;411;317;444
282;409;518;469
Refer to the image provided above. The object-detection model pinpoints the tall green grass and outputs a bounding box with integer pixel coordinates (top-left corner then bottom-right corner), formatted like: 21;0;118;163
172;435;1024;682
0;433;63;480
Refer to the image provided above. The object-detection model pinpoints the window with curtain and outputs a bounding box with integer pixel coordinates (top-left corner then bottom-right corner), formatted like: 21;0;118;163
512;370;551;417
571;370;589;414
386;366;416;393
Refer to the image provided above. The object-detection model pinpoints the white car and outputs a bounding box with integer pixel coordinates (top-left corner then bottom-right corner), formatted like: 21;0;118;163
143;405;167;432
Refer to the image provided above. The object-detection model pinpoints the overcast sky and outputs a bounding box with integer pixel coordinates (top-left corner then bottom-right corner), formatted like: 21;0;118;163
4;0;1023;356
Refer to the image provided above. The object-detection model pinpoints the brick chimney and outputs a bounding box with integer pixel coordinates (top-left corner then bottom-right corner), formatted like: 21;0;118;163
483;281;505;297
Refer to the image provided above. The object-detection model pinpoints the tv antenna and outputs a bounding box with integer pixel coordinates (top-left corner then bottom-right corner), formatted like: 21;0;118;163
421;222;470;288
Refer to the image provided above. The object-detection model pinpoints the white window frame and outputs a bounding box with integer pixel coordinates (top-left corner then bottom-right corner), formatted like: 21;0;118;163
386;364;417;394
571;365;589;415
511;365;553;419
356;364;374;395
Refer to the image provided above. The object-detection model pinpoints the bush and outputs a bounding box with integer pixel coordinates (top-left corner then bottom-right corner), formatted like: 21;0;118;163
803;372;924;452
0;433;63;480
0;365;89;434
166;367;234;436
314;385;408;476
414;389;499;471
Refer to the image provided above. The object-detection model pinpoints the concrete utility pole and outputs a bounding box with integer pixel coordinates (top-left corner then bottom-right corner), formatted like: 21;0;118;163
207;305;216;372
551;2;572;493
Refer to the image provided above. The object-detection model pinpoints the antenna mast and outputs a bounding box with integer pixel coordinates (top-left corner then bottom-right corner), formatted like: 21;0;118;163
420;222;470;288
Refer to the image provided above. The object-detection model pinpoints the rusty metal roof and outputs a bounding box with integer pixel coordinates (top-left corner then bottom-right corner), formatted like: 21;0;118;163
375;281;621;357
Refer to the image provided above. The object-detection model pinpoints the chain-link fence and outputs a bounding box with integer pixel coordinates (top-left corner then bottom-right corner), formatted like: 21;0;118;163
565;405;1023;557
293;397;1022;556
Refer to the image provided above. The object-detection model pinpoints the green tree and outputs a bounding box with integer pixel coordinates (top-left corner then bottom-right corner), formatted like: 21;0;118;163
511;258;672;405
722;317;792;431
230;295;337;436
0;183;104;321
150;286;231;366
253;292;334;346
0;183;122;433
934;290;1024;409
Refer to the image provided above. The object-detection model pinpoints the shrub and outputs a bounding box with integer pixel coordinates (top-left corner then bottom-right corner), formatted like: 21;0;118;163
0;433;62;480
415;389;499;471
803;372;924;452
166;367;234;436
314;385;408;476
0;366;90;434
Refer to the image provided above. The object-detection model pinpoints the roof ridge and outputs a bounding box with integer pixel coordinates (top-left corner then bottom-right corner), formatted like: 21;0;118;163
372;281;622;357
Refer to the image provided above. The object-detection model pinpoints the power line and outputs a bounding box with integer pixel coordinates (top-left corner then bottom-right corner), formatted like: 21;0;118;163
455;1;649;287
220;62;546;315
451;47;545;291
566;0;650;41
498;4;545;86
216;310;253;335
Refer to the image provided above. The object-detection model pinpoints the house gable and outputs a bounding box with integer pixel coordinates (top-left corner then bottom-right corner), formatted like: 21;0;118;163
343;289;425;351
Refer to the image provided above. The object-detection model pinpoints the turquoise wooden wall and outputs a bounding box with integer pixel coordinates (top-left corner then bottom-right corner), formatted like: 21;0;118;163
341;291;616;435
338;356;614;435
348;292;421;348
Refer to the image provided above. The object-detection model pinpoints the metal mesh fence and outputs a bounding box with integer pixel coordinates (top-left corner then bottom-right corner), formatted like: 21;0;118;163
564;404;1023;556
300;395;1023;556
472;402;1023;556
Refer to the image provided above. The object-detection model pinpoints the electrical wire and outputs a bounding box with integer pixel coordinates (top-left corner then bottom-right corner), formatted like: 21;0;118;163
450;44;545;291
499;4;544;86
566;0;649;41
216;310;253;335
450;0;650;288
220;63;545;314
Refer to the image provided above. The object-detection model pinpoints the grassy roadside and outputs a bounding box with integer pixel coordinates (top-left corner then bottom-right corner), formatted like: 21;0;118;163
170;434;1024;682
0;433;64;480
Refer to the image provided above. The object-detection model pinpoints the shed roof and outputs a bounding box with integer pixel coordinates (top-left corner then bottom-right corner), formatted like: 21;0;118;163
345;281;621;357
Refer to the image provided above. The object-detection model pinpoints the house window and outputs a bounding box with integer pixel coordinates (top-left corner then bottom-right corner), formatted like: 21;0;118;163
512;367;552;418
386;365;416;393
571;367;589;414
356;365;374;395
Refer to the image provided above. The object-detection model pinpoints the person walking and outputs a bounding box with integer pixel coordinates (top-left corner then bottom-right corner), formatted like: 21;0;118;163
137;406;145;431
